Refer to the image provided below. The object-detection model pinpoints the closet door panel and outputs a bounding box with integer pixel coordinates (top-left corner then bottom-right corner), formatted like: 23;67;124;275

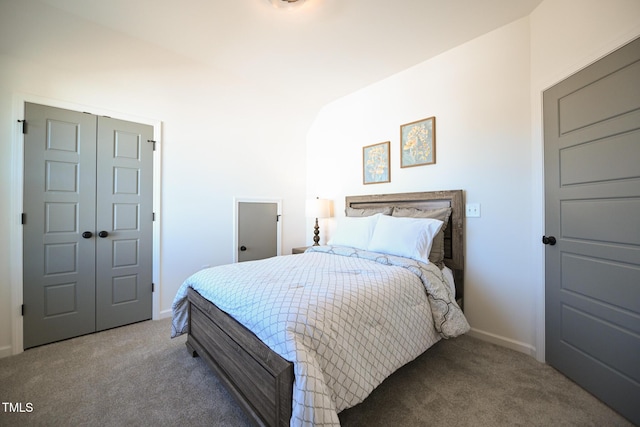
95;116;153;331
23;103;97;349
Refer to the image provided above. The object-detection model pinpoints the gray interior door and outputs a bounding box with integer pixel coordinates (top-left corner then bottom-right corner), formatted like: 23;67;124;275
95;116;153;331
543;37;640;425
23;103;153;348
238;202;278;262
23;103;97;349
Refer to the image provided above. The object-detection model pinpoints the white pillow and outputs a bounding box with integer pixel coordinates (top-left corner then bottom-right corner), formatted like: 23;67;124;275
367;214;444;263
327;214;381;250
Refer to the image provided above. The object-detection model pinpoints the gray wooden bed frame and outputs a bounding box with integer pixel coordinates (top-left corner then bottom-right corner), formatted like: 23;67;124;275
185;190;464;426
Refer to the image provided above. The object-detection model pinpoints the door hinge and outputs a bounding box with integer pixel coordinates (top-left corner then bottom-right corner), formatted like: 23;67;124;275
152;212;156;221
21;213;26;225
277;214;281;222
148;139;156;151
21;304;24;316
151;283;155;293
17;119;26;134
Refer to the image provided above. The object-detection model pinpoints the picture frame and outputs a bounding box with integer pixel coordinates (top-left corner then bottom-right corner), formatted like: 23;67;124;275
400;116;435;168
363;141;390;184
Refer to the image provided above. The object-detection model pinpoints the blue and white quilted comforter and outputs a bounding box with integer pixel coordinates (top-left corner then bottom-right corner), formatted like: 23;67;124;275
171;245;469;426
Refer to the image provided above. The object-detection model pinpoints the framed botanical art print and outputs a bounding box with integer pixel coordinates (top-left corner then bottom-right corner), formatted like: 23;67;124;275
363;141;390;184
400;116;435;168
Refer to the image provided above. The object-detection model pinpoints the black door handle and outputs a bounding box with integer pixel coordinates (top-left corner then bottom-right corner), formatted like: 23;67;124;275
98;231;109;238
82;231;93;239
240;246;247;251
542;236;557;245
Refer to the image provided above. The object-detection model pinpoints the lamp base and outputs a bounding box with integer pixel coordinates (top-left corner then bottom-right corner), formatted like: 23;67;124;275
313;217;320;246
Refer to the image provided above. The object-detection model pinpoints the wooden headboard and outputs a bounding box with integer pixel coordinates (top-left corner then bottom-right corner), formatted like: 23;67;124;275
345;190;464;305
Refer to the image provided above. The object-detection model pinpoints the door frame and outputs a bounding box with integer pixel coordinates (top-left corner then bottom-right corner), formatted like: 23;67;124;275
233;197;282;263
9;94;162;356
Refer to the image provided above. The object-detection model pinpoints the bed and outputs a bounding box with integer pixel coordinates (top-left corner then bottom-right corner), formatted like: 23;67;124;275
171;190;468;427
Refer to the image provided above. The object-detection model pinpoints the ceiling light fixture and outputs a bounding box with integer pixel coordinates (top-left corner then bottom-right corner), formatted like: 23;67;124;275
267;0;307;10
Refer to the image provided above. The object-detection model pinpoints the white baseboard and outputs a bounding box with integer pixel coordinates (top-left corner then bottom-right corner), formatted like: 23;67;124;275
0;345;13;359
467;327;537;358
159;308;173;319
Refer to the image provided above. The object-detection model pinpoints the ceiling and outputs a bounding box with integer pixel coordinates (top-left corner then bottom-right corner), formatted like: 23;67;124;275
4;0;543;113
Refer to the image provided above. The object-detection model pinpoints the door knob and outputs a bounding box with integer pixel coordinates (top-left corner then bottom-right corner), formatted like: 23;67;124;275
82;231;93;239
98;231;109;238
542;235;557;245
240;246;247;251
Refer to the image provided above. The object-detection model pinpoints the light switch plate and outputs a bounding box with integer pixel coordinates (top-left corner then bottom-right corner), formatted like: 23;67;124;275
466;203;481;218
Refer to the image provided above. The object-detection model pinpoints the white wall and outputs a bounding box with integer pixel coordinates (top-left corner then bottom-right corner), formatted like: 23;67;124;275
307;18;537;354
307;0;640;359
2;0;639;360
0;2;309;356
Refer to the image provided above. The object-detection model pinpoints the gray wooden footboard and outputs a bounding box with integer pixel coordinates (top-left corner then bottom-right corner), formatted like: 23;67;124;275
186;287;294;427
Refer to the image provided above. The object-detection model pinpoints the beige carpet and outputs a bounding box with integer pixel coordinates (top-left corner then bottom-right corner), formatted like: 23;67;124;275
0;318;633;426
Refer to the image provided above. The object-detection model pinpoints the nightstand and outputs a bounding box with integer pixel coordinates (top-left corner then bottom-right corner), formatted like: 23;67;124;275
291;246;310;254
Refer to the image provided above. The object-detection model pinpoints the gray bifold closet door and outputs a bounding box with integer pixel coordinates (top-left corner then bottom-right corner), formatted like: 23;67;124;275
23;103;153;349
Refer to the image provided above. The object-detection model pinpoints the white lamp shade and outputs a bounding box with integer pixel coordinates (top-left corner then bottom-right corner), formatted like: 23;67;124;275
306;198;333;218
